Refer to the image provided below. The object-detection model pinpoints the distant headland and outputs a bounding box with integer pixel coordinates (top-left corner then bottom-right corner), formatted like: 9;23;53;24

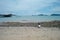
32;14;60;16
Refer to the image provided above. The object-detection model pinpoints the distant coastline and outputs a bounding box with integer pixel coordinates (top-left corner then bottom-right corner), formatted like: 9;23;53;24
32;14;60;16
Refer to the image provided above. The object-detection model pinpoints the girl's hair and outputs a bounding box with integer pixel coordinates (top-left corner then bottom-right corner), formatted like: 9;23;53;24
38;23;40;25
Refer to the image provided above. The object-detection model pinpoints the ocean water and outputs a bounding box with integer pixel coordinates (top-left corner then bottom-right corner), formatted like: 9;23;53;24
0;16;60;22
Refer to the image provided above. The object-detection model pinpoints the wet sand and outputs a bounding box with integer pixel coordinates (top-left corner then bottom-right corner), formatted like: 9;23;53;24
0;27;60;40
0;20;60;27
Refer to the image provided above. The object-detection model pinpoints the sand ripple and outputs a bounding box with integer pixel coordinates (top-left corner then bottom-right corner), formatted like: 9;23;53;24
0;27;60;40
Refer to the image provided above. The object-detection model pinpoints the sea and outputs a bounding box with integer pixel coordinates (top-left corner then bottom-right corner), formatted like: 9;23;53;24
0;16;60;22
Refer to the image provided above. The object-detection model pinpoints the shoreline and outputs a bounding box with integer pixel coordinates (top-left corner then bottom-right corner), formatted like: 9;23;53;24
0;20;60;28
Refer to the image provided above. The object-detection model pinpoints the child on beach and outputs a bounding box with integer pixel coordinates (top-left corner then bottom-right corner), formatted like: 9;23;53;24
38;23;41;28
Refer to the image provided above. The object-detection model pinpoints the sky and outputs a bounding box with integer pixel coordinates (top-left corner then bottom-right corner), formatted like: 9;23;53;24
0;0;60;15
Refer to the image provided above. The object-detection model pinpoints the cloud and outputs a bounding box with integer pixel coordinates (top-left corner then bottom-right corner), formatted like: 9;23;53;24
0;0;60;15
53;7;60;11
13;0;58;10
36;0;60;14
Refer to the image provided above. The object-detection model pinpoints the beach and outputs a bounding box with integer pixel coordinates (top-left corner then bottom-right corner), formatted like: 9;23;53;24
0;0;60;40
0;20;60;40
0;20;60;27
0;27;60;40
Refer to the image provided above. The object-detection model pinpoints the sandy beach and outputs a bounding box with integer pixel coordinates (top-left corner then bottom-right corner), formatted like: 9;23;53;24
0;27;60;40
0;20;60;27
0;20;60;40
